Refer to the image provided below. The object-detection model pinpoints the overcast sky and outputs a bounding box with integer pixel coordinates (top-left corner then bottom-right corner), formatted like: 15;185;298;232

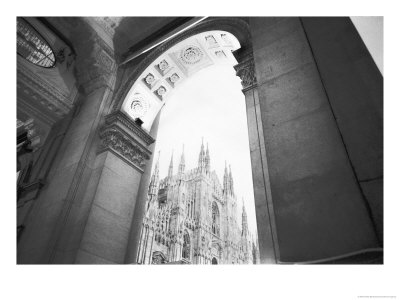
351;17;383;74
151;63;258;236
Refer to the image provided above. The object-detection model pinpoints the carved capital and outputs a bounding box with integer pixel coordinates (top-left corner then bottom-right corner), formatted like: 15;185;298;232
98;111;154;172
67;22;116;95
104;111;155;146
75;41;116;95
234;52;257;92
99;127;149;171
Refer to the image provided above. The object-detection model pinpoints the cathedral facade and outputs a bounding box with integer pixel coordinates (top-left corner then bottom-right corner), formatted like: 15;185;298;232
137;141;256;264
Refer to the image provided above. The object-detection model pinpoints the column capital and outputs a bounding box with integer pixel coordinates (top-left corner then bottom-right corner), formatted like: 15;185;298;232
69;21;116;95
75;37;117;95
233;50;257;93
98;111;154;172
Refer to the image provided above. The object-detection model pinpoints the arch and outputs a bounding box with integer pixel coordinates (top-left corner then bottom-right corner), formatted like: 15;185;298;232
182;231;191;260
111;17;251;117
212;257;218;265
119;30;241;130
121;17;256;265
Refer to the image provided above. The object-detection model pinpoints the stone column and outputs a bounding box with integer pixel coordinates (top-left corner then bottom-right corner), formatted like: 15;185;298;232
17;30;118;263
248;17;379;263
300;17;383;246
74;111;154;263
17;20;156;263
234;49;279;264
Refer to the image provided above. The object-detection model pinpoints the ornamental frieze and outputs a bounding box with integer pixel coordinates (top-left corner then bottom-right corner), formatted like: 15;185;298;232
98;127;150;170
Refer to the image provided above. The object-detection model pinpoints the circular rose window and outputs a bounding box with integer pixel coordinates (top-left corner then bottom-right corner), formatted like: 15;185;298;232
17;18;56;68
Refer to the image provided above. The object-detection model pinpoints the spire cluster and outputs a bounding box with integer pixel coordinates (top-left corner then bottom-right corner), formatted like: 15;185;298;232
197;138;206;172
178;144;185;176
168;150;174;180
223;161;235;196
148;151;160;197
151;138;236;196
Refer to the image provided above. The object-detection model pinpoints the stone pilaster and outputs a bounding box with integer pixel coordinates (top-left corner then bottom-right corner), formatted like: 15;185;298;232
234;48;280;264
74;111;154;263
17;20;124;263
98;111;153;172
248;17;379;263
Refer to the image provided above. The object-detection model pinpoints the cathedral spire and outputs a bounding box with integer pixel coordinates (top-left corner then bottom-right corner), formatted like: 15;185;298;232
223;160;229;194
198;137;206;172
229;165;234;195
242;199;248;236
178;144;185;176
168;150;174;178
205;143;210;173
148;151;160;197
155;151;160;178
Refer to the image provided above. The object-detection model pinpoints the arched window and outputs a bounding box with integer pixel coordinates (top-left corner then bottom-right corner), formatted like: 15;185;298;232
182;231;190;260
17;18;56;68
212;202;220;236
187;200;191;218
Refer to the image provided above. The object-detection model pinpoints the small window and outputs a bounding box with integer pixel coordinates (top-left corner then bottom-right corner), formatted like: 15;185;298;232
182;232;190;260
212;202;220;236
17;18;56;68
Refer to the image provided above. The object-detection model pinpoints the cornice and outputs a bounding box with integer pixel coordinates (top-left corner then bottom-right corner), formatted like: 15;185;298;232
98;111;154;172
17;66;73;118
98;126;150;172
104;111;155;146
18;63;73;108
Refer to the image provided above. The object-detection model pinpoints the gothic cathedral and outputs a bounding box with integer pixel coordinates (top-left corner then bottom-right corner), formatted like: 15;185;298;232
137;140;258;264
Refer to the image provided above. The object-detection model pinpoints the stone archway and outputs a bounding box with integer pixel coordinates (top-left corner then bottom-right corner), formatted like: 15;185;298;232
212;257;218;265
115;18;280;265
118;17;382;265
17;17;382;264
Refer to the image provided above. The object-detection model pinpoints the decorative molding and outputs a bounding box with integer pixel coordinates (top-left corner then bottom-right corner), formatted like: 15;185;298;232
18;61;72;105
50;18;117;95
17;63;73;120
130;94;149;119
112;17;251;112
98;127;150;171
179;45;204;65
234;52;257;92
75;41;116;95
98;111;155;171
91;17;122;38
41;17;117;96
104;111;155;146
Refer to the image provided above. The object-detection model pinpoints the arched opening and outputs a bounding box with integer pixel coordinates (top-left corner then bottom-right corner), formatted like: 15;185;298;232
182;231;191;260
120;30;241;131
127;23;263;265
212;257;218;265
212;202;220;236
15;17;384;267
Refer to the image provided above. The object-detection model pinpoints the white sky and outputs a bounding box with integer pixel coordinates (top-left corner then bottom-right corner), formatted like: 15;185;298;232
351;17;383;74
151;63;258;236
